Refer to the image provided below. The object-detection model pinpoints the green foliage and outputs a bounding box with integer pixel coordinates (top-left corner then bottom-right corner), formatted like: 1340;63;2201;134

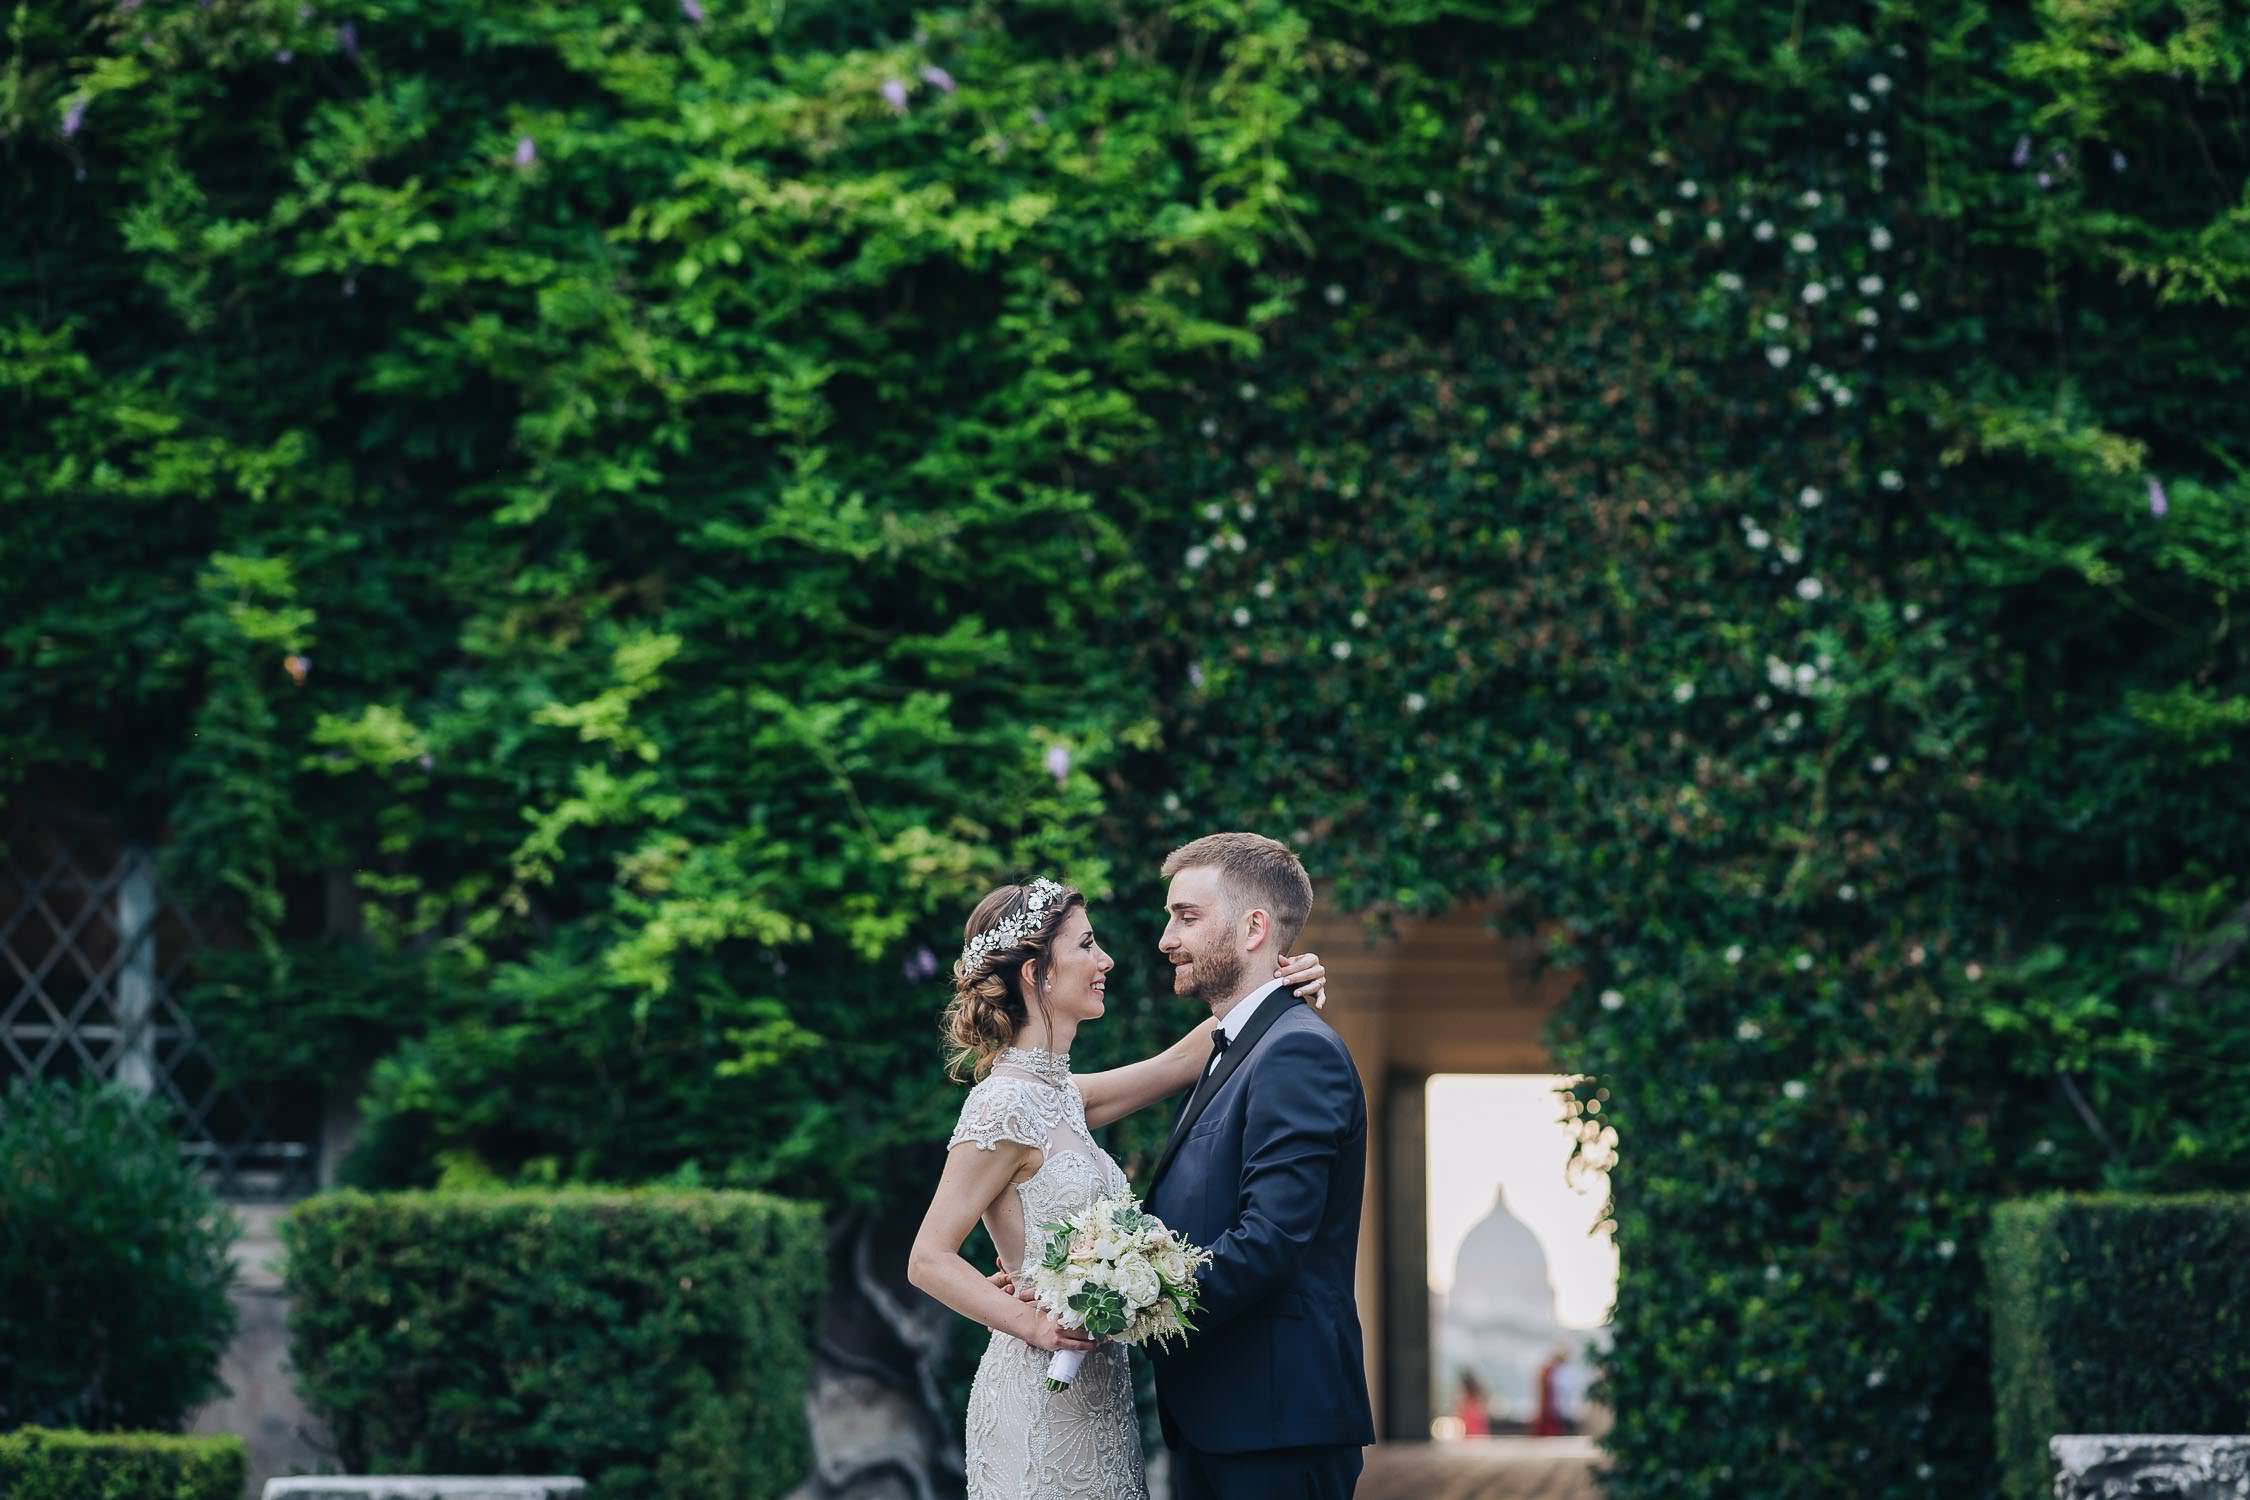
1988;1195;2250;1500
11;0;2250;1493
0;1080;239;1432
281;1188;823;1500
0;1428;247;1500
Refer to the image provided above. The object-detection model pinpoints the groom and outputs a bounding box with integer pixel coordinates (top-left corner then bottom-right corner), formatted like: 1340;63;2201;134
1145;832;1375;1499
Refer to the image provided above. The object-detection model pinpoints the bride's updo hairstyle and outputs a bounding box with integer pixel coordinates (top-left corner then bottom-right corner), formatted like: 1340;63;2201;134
943;878;1085;1083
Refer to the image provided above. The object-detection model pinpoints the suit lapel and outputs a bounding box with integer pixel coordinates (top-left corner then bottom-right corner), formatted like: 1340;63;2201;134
1149;990;1302;1192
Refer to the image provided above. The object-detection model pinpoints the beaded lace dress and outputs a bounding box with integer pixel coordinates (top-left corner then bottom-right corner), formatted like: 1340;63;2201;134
949;1046;1148;1500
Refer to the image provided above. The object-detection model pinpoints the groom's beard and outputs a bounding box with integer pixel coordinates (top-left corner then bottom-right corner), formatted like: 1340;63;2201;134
1180;945;1247;1007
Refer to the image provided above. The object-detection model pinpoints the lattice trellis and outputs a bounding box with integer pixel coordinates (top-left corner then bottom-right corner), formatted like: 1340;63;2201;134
1;831;318;1200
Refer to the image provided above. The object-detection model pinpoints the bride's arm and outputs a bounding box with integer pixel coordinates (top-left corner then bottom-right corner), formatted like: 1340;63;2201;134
906;1139;1098;1354
1077;952;1328;1130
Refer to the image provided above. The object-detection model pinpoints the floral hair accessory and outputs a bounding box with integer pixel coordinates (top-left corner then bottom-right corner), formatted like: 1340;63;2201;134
960;878;1067;969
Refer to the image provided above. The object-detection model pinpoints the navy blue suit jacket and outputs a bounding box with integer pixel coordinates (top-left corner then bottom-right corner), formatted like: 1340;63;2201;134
1145;990;1376;1455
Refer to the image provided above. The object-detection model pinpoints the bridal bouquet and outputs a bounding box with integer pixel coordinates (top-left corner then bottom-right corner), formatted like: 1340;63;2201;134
1026;1194;1213;1390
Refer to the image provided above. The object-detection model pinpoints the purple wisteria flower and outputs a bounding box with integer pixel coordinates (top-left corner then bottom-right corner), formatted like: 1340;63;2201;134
338;21;359;57
919;64;955;94
513;134;537;168
1044;744;1072;784
2147;476;2168;518
2010;135;2030;168
62;98;86;139
2037;171;2052;190
880;77;909;113
679;0;705;23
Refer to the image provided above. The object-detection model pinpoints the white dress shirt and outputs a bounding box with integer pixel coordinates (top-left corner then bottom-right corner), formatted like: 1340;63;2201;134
1203;975;1292;1076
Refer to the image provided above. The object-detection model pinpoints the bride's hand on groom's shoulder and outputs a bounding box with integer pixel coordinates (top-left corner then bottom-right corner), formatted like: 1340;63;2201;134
1277;950;1328;1009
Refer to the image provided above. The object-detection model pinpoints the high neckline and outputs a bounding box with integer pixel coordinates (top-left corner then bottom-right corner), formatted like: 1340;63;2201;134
998;1046;1071;1088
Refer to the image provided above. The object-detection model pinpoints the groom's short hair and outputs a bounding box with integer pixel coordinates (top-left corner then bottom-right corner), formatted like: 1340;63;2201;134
1162;832;1313;952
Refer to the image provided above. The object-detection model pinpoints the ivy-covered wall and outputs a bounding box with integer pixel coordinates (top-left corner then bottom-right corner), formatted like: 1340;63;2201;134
9;2;2249;1495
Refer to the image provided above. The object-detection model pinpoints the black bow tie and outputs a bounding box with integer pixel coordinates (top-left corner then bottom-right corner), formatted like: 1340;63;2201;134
1206;1030;1230;1072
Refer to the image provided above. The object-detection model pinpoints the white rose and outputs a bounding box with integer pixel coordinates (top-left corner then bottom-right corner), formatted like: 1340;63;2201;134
1116;1255;1163;1311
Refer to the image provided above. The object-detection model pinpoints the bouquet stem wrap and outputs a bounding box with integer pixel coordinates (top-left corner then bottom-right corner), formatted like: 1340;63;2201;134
1045;1349;1087;1390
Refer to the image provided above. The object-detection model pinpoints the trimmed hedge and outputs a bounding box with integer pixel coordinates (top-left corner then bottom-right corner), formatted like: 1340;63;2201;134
1989;1194;2250;1500
0;1428;246;1500
282;1189;822;1500
0;1077;239;1430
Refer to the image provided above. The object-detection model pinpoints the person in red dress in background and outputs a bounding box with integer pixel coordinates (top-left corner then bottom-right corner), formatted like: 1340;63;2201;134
1531;1346;1570;1437
1452;1371;1492;1436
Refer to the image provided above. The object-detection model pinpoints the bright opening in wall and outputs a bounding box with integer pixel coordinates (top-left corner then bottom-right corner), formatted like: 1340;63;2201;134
1425;1074;1617;1440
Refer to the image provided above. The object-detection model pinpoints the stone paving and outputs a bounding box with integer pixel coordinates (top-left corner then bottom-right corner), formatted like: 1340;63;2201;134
1358;1437;1604;1500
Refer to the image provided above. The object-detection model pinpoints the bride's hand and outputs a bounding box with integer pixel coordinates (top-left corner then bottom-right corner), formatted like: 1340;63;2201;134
1277;950;1328;1009
1023;1309;1098;1354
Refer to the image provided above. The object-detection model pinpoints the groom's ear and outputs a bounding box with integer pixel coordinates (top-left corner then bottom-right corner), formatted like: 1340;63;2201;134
1240;907;1273;954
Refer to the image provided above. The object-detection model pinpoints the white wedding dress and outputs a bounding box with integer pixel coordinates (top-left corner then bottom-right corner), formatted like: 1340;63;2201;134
949;1046;1149;1500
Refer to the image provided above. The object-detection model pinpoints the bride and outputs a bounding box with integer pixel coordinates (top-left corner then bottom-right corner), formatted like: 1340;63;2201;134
905;878;1326;1499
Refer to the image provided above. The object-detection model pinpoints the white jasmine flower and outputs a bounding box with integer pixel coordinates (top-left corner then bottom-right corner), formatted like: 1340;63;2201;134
1870;754;1891;773
1679;179;1699;198
1707;219;1725;242
1673;680;1696;703
1656;210;1674;229
1238;502;1257;520
1717;271;1744;290
1350;609;1369;629
1800;189;1823;208
1879;469;1903;491
1685;10;1702;27
1736;1019;1763;1041
1163;792;1182;812
1325;283;1346;306
1783;1080;1807;1101
1901;603;1921;622
1201;501;1224;520
1935;1239;1956;1260
1793;663;1817;688
1869;73;1892;94
1793;951;1813;971
1629;235;1653;256
1232;607;1251;626
1404;692;1427;713
1747;528;1770;551
1869;150;1889;169
1791;231;1817;253
1330;639;1351;659
1898;290;1920;311
1754;220;1776;241
1764;311;1789;331
1227;532;1246;552
1799;485;1823;508
1849;92;1870;113
1778;541;1802;563
1832;386;1854;406
1858;274;1884;295
1437;769;1461;791
1725;944;1745;964
1185;545;1210;569
1766;657;1792;688
1839;884;1856;901
1766;346;1792;368
1965;962;1983;981
1199;418;1218;437
1802;281;1827;305
1255;578;1275;597
1599;988;1624;1011
1796;576;1824;601
1425;188;1443;208
1383;204;1403;222
1857;307;1880;326
1869;225;1893;250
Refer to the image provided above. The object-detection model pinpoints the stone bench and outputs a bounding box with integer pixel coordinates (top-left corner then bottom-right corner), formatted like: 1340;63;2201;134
262;1481;585;1500
2053;1435;2250;1500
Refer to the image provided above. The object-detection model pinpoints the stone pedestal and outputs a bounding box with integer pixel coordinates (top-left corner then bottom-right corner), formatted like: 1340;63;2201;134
261;1482;584;1500
2052;1435;2250;1500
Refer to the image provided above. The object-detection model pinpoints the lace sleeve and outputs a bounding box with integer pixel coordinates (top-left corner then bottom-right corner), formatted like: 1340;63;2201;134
948;1075;1059;1152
